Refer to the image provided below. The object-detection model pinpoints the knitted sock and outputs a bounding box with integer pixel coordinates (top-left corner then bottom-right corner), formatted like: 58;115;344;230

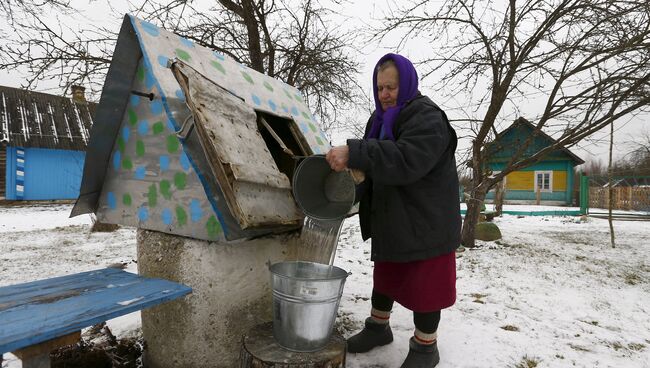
413;328;437;346
370;308;391;324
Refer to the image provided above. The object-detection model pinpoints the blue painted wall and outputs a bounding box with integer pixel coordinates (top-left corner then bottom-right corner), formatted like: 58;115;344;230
489;161;569;171
5;147;85;200
485;190;567;201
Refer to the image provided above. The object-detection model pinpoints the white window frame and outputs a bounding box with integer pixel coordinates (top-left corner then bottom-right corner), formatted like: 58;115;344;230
534;170;553;193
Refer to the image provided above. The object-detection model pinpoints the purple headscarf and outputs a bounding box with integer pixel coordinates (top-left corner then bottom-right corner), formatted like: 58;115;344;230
366;53;419;141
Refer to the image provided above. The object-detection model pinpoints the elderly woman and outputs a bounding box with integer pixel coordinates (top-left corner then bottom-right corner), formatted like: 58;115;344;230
326;53;460;367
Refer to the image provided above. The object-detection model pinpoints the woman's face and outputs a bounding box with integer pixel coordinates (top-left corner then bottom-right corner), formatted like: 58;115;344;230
377;65;399;111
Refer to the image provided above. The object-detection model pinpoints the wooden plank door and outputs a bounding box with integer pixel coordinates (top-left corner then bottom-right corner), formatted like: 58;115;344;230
171;62;302;230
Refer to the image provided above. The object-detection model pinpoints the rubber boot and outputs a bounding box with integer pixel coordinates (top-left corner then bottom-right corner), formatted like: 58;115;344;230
347;317;393;353
399;337;440;368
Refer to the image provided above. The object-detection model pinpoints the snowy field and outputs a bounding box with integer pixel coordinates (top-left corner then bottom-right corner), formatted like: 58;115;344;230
1;204;649;367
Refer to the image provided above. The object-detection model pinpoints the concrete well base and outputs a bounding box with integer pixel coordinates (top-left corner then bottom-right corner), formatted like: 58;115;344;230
137;229;306;368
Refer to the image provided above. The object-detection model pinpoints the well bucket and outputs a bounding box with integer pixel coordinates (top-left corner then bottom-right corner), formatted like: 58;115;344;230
292;155;355;221
269;261;349;352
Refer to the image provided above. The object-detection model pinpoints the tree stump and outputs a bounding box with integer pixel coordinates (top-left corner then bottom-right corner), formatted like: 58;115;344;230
240;322;346;368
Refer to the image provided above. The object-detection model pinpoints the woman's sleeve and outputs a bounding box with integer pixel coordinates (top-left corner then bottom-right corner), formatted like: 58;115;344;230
346;106;451;186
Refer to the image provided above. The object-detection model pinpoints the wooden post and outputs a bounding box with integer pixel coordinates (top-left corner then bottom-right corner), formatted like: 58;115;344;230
13;331;80;368
536;189;541;205
240;322;346;367
494;180;505;216
628;187;633;210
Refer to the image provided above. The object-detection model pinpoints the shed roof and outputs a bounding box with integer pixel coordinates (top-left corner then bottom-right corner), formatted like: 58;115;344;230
72;15;329;242
0;85;95;151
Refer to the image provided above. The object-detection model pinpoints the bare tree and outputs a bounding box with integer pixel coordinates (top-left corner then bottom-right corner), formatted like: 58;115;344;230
626;131;650;175
0;0;73;26
135;0;363;132
582;158;606;176
0;0;362;133
374;0;650;247
0;1;113;96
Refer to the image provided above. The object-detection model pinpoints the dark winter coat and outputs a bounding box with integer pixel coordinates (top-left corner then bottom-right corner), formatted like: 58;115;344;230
347;94;461;262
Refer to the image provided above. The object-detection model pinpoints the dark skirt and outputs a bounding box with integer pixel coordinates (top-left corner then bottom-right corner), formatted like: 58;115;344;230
373;251;456;312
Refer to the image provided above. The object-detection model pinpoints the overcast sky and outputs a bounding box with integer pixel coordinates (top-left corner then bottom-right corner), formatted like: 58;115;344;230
0;0;647;164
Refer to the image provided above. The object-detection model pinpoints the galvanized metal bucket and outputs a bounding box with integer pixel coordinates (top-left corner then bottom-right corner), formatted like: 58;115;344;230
292;155;356;221
269;261;349;352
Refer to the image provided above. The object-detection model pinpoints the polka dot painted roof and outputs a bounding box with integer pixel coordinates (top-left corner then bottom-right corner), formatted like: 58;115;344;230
131;16;331;154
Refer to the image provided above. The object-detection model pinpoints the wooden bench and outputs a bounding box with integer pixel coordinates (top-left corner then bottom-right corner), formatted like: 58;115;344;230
0;268;191;368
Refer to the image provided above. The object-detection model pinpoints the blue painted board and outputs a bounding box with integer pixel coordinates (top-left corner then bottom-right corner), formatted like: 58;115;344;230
4;147;86;200
0;268;191;354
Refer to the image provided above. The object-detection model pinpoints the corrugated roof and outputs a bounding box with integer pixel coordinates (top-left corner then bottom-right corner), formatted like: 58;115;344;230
0;85;96;151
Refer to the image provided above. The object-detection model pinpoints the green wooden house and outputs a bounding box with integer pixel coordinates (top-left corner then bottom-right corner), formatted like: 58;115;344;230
485;117;584;206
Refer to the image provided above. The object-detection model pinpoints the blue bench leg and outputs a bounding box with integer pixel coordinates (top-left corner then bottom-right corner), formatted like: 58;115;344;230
13;331;80;368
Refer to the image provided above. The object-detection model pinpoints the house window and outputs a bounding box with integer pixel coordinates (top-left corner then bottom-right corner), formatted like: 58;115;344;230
535;171;552;192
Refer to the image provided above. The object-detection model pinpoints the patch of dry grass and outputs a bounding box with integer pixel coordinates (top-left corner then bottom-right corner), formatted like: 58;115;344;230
512;355;540;368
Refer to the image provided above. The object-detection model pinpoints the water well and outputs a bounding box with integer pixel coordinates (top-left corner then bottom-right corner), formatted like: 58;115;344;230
72;15;345;367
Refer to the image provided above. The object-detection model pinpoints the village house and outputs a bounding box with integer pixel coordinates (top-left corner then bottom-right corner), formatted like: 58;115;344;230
485;117;584;206
0;85;94;200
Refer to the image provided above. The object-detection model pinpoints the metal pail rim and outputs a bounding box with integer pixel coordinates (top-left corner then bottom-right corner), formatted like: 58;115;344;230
269;261;350;281
291;155;355;221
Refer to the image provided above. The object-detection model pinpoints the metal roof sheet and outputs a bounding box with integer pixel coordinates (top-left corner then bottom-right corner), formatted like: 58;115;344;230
0;85;95;151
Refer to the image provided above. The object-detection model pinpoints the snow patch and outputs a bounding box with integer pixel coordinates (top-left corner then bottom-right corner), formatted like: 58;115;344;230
117;297;144;306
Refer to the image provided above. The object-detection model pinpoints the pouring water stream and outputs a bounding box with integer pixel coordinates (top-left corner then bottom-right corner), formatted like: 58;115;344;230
296;216;344;276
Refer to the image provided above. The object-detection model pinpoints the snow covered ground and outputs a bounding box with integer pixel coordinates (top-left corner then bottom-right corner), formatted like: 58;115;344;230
1;204;649;367
460;203;582;212
338;215;650;367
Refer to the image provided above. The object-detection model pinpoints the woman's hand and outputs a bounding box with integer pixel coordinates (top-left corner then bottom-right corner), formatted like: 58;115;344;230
326;145;350;172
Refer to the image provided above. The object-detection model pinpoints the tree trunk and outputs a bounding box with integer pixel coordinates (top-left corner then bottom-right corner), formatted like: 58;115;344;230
494;180;505;216
608;120;615;248
462;138;488;248
461;188;487;248
240;0;265;73
239;322;346;367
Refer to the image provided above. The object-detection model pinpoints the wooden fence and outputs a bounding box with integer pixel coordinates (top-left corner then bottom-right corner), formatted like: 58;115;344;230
589;186;650;211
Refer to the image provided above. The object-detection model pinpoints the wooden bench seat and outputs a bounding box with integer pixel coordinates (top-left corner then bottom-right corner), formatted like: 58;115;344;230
0;268;191;367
